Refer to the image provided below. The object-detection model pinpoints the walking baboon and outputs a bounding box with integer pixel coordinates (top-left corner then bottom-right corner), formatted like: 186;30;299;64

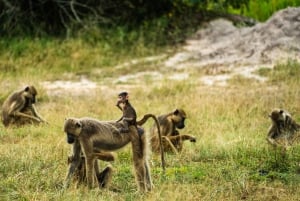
267;108;300;148
64;114;165;192
116;91;137;133
1;85;47;127
150;109;196;154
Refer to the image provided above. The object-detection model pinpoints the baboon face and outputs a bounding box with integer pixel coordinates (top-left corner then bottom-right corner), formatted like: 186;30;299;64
269;108;290;124
64;118;82;144
172;109;186;129
24;86;37;104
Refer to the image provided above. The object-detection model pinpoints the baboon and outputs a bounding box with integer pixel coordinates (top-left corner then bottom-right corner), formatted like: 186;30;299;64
150;109;196;154
65;136;115;189
64;114;165;192
116;91;137;133
267;108;300;148
1;85;47;127
67;150;114;188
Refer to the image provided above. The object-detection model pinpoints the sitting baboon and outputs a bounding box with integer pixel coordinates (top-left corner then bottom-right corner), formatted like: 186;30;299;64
267;108;300;148
116;91;137;133
64;114;165;192
65;136;115;189
67;151;114;188
150;109;196;154
1;85;47;127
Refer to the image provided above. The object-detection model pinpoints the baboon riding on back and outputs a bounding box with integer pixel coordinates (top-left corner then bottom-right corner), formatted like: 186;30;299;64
64;113;165;192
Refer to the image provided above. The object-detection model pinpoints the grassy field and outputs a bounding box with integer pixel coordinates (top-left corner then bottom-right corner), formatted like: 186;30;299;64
0;38;300;201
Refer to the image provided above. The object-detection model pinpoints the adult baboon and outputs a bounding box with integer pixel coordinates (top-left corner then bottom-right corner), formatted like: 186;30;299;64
1;85;47;127
150;109;196;154
267;108;300;148
64;114;165;192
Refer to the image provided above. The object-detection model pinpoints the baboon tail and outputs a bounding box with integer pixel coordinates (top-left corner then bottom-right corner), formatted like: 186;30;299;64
137;114;166;172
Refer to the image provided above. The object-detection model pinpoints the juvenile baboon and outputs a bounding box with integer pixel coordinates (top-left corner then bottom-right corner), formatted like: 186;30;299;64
64;114;165;192
116;91;137;133
150;109;196;154
267;108;300;148
1;85;47;127
67;151;114;188
65;137;115;189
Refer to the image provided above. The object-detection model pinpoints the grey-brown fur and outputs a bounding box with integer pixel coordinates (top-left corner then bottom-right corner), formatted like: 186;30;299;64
1;85;47;127
67;150;114;188
150;109;196;154
64;116;165;192
267;108;300;148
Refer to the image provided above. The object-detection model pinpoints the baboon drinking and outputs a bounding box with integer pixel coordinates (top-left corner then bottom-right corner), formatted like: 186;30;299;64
1;85;47;127
150;109;196;154
267;108;300;148
64;114;165;192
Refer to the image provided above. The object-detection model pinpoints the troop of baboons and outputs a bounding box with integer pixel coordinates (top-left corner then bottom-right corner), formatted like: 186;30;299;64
1;85;300;192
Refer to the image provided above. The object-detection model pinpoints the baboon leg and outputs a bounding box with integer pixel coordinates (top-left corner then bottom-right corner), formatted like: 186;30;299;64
130;127;148;192
144;161;153;191
86;158;98;188
94;160;100;176
97;165;113;188
93;152;115;162
64;141;81;188
167;134;196;143
162;136;178;154
14;111;41;122
141;131;153;191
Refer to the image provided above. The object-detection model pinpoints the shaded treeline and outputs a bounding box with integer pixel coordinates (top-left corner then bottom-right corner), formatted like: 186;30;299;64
1;0;250;37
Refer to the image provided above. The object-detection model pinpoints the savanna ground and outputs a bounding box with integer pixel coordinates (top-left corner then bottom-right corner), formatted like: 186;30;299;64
1;18;300;201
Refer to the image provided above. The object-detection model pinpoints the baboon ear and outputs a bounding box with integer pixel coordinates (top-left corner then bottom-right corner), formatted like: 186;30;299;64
24;86;30;91
279;109;284;114
173;109;179;115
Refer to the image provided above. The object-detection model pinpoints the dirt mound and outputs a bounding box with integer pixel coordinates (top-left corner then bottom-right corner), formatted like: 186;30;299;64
165;7;300;85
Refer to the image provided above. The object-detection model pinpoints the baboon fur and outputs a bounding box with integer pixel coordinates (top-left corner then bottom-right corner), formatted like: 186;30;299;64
267;108;300;148
67;151;114;188
64;115;165;192
1;85;47;127
150;109;196;154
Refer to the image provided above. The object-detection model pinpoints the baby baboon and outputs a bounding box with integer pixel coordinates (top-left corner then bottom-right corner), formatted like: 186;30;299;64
267;108;300;148
1;85;47;127
150;109;196;154
64;114;165;192
116;91;137;133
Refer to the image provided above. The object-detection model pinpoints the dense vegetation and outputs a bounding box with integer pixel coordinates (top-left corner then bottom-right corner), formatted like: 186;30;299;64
2;0;300;39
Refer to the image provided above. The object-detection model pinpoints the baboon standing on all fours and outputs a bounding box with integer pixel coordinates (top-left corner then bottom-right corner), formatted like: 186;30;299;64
1;85;47;127
64;115;165;192
150;109;196;154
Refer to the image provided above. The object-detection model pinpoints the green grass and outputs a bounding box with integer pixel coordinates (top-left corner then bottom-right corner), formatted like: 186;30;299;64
1;35;300;200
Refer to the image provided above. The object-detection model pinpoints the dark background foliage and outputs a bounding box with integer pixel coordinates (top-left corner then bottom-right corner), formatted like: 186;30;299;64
0;0;251;36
